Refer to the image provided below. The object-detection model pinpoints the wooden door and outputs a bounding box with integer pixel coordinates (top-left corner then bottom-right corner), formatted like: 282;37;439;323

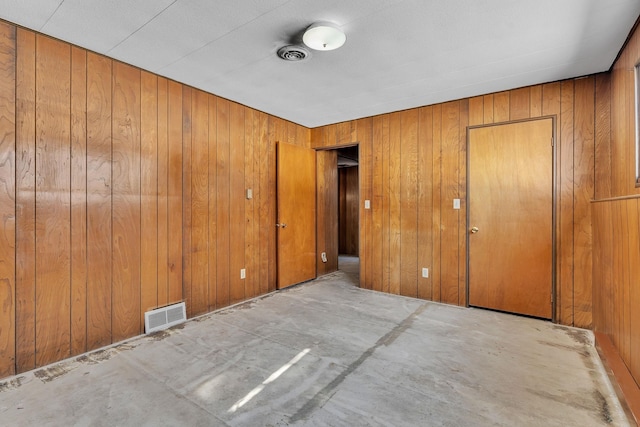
468;118;553;319
277;142;317;289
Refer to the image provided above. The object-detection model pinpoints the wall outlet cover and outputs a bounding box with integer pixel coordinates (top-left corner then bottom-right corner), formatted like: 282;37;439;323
321;252;327;263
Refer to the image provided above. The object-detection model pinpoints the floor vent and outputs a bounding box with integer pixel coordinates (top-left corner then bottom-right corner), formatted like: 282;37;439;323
145;302;187;334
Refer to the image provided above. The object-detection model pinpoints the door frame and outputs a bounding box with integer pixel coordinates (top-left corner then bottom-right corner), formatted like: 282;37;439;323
314;143;361;282
465;116;558;322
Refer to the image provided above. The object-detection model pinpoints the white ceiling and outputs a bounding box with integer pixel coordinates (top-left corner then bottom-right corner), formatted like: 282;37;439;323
1;1;638;128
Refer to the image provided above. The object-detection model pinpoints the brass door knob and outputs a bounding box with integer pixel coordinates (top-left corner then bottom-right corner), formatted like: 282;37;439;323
470;226;479;234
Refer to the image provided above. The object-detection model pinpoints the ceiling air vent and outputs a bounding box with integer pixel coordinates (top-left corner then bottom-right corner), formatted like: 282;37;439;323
277;45;310;61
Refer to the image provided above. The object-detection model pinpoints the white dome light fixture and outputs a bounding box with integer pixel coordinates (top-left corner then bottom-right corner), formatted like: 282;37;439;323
302;21;346;51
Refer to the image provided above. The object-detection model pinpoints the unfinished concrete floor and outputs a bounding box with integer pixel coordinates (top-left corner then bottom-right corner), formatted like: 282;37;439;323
0;265;629;426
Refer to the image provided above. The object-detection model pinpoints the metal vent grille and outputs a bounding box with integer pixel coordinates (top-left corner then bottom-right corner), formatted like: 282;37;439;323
277;45;310;61
145;302;187;334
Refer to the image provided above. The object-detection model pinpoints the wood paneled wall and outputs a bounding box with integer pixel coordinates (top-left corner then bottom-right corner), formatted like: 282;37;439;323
0;22;309;378
311;79;605;328
339;167;359;255
592;197;640;387
316;150;338;275
591;20;640;399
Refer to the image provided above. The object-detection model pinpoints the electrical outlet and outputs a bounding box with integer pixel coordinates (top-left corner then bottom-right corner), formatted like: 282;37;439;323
321;252;327;263
240;268;246;279
421;267;429;278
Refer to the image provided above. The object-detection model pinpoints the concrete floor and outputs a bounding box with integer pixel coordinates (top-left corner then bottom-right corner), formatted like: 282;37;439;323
0;260;630;426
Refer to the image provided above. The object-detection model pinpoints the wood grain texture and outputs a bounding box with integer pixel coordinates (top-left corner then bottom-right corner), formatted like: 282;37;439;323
509;87;530;120
70;46;87;355
468;119;553;319
595;73;612;200
559;80;575;326
190;89;209;315
207;95;218;309
167;80;183;304
86;52;112;350
15;28;36;372
216;98;230;307
258;111;270;295
276;142;316;289
493;91;509;123
440;102;460;304
0;22;16;378
458;100;468;306
111;62;141;341
35;35;71;367
400;109;418;298
388;113;401;294
156;77;169;308
182;87;192;316
417;107;433;300
431;104;442;302
316;150;338;276
229;102;245;304
245;108;256;298
357;118;373;290
573;77;595;328
140;71;158;326
371;116;384;292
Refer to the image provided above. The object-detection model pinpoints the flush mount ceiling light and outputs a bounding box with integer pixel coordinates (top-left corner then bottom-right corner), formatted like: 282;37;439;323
302;21;346;51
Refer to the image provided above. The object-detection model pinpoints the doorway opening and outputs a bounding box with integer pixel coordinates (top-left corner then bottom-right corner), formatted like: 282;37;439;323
337;146;359;281
315;144;360;285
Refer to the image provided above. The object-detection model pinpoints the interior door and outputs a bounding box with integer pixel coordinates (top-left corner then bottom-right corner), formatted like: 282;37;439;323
277;142;317;289
468;118;554;319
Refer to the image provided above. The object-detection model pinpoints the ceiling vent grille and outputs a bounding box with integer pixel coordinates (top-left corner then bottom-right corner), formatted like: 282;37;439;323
277;45;310;61
145;302;187;334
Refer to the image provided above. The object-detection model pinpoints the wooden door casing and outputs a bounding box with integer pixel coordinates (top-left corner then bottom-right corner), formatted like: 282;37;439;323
468;118;554;319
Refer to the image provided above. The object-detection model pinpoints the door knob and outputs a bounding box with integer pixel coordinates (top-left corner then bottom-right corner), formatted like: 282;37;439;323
470;226;479;234
276;223;287;228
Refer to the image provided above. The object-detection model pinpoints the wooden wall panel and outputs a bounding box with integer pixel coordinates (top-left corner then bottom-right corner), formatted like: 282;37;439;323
357;118;373;290
388;113;401;294
558;80;575;326
381;115;391;294
595;74;612;200
156;77;169;308
245;108;256;298
111;62;141;341
140;71;158;324
400;110;418;298
207;94;218;309
182;87;192;316
70;46;87;356
86;52;112;350
573;77;595;328
190;90;209;316
15;28;36;372
229;103;245;304
34;35;71;367
417;107;433;300
0;22;15;378
316;150;338;275
431;104;442;302
167;81;183;304
371;116;384;292
440;102;460;305
216;98;230;308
